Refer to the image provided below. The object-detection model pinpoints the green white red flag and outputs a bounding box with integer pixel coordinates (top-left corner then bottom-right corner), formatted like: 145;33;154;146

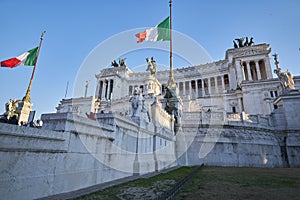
1;47;38;68
135;17;170;43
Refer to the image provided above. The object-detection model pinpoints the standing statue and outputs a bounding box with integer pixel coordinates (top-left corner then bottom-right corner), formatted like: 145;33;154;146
273;53;295;91
130;87;143;117
4;99;20;119
274;68;295;90
146;57;157;76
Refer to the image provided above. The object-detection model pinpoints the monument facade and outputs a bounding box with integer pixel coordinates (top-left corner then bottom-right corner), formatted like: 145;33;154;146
1;41;300;199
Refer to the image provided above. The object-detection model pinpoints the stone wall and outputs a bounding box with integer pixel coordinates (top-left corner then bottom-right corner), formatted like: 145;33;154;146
177;124;300;168
0;112;176;200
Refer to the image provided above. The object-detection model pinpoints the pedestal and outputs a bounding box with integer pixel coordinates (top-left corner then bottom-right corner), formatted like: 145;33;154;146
16;101;33;125
99;99;107;113
272;89;300;130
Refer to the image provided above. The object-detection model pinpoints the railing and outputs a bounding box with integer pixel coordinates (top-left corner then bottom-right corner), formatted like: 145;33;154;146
155;164;204;200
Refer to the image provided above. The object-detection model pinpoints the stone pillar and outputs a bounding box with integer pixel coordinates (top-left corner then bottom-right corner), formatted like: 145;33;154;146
201;79;205;96
183;81;186;96
101;80;107;100
235;60;245;84
208;78;211;95
241;65;246;80
255;60;261;80
189;81;192;97
95;81;100;99
264;57;273;79
195;80;199;98
221;76;225;92
237;98;242;113
16;101;33;125
214;77;219;94
107;80;111;100
246;61;252;81
110;80;114;100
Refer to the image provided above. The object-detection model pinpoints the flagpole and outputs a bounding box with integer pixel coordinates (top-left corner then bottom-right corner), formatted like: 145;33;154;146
23;31;46;102
169;0;172;73
168;0;175;87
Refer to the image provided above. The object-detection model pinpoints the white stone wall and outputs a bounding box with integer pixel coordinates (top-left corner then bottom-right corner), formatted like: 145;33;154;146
177;125;300;168
56;96;97;117
0;122;130;200
0;112;177;200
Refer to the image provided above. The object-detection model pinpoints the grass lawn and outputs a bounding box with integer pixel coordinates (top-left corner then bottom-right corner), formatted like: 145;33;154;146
75;166;197;200
174;166;300;200
75;166;300;200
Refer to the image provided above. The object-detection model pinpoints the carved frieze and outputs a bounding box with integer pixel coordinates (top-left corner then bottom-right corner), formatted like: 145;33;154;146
234;49;271;58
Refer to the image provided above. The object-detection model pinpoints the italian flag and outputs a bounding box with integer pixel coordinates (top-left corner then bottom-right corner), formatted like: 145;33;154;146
1;47;38;68
135;17;170;43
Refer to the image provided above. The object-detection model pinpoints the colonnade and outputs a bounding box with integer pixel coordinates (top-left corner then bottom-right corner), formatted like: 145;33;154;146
96;79;114;100
177;74;230;98
127;74;230;99
242;59;267;81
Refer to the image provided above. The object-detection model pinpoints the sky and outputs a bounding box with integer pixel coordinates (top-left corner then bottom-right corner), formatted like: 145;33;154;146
0;0;300;119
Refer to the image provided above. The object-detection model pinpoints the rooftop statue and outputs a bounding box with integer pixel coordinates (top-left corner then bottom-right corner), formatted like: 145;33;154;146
235;37;245;48
248;37;254;46
111;58;127;67
119;58;126;67
233;37;254;48
111;60;119;67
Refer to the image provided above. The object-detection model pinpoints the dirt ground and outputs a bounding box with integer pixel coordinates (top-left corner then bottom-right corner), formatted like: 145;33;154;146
174;167;300;200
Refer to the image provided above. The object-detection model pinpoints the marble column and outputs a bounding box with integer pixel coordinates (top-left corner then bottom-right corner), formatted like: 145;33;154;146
107;80;111;100
246;61;252;81
241;64;246;80
264;57;272;79
195;80;199;98
101;80;107;100
201;79;205;97
237;98;242;112
221;76;225;92
95;81;100;99
255;60;261;80
183;81;186;96
208;78;211;95
189;81;192;97
214;77;219;94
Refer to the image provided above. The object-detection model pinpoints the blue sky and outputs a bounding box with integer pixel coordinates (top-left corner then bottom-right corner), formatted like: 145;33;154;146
0;0;300;118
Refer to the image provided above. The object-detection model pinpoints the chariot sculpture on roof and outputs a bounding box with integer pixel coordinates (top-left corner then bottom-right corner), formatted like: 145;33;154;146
233;37;254;48
111;57;127;67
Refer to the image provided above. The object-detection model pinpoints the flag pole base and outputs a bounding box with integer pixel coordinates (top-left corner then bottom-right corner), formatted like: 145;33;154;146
16;101;33;125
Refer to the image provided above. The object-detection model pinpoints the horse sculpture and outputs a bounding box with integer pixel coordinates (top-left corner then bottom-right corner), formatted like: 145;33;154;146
233;37;254;48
